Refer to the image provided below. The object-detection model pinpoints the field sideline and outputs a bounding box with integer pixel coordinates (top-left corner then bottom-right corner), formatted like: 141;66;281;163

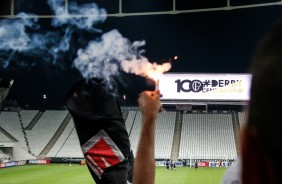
0;164;227;184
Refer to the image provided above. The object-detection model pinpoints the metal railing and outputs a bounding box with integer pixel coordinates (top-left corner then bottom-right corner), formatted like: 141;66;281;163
1;0;282;18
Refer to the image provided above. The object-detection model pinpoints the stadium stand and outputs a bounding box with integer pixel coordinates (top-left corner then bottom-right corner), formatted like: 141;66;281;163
154;111;176;159
0;109;241;161
179;113;237;160
238;111;247;128
125;111;137;134
128;111;143;156
0;110;38;147
47;119;83;158
128;111;177;159
26;110;68;156
0;131;11;142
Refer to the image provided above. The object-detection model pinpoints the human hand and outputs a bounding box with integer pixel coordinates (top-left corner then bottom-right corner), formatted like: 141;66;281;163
138;90;162;120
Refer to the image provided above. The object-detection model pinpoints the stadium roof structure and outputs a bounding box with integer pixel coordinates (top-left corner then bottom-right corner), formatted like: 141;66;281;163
1;0;278;109
1;0;282;18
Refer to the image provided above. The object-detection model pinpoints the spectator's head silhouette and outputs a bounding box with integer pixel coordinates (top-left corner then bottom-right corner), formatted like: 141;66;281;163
242;20;282;184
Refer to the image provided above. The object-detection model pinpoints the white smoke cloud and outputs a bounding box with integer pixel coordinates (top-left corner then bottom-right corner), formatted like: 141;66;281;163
0;13;39;51
74;29;171;82
0;0;171;86
0;12;74;68
48;0;107;32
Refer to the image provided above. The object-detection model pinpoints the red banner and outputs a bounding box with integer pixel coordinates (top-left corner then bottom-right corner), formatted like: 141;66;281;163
198;162;209;167
0;163;6;168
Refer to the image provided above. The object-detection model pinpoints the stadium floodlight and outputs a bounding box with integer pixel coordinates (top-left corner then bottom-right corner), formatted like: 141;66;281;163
0;78;13;113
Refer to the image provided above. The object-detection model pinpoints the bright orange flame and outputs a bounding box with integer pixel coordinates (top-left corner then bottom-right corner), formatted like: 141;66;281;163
146;70;160;90
145;62;171;90
146;70;162;81
145;62;172;81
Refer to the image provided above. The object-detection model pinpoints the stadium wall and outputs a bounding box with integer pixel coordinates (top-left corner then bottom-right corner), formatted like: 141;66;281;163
0;159;50;169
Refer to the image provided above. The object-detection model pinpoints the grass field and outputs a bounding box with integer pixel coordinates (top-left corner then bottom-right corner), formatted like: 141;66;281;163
0;164;227;184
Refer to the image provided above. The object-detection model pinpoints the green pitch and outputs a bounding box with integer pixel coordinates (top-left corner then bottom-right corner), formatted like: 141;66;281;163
156;166;227;184
0;164;227;184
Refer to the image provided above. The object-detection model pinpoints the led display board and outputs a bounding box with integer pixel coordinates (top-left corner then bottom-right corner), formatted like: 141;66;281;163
159;73;252;101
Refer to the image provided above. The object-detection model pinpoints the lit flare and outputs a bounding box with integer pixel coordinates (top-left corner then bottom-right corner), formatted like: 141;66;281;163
145;62;171;90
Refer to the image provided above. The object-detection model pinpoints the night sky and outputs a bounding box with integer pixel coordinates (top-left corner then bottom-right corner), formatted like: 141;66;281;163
1;1;282;109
